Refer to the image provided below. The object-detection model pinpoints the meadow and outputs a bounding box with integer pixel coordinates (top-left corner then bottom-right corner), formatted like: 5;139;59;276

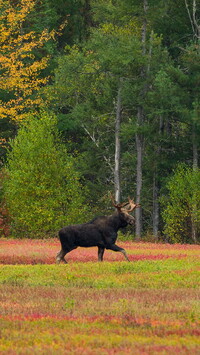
0;239;200;354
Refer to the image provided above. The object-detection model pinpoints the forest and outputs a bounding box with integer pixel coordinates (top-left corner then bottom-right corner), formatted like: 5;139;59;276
0;0;200;243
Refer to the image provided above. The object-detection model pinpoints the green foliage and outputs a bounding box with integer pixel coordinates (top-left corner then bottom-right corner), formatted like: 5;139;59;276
162;164;200;243
1;0;200;240
4;112;89;238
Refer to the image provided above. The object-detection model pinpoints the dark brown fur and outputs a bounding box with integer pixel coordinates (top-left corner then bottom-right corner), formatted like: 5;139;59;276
56;210;135;263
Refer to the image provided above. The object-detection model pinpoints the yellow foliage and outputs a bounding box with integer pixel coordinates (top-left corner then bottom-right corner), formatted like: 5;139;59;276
101;19;141;38
0;0;59;121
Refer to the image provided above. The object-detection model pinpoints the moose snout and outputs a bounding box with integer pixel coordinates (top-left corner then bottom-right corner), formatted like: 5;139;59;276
129;218;135;225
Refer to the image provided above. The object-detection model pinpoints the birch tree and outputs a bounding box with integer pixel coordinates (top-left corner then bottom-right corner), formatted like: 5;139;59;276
51;21;142;205
184;0;200;169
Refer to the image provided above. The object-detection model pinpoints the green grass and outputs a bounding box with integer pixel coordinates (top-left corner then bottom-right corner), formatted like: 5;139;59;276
0;240;200;354
0;258;199;288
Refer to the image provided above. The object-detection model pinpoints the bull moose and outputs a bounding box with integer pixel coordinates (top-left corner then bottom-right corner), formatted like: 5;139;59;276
56;197;139;263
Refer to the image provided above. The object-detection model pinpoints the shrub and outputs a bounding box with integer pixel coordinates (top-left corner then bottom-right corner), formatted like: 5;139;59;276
4;112;89;238
162;164;200;243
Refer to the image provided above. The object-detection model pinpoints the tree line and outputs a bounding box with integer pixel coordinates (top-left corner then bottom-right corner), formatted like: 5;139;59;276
0;0;199;242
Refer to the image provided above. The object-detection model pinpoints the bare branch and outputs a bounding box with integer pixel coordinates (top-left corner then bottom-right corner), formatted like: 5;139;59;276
82;124;114;173
185;0;200;39
185;0;195;35
192;0;200;39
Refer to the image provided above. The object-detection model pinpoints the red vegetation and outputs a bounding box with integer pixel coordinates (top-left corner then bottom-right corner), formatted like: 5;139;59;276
0;238;198;264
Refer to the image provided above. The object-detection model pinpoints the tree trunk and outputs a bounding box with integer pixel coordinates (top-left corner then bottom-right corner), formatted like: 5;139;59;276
152;115;163;238
135;125;143;238
192;123;198;169
153;172;159;238
192;120;198;243
114;82;122;203
135;0;148;239
191;219;197;243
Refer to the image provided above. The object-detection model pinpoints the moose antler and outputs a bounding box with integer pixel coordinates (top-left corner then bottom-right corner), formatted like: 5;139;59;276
110;195;140;212
110;195;129;210
125;197;140;212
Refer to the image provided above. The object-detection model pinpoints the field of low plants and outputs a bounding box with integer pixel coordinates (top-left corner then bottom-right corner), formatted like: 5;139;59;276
0;239;200;354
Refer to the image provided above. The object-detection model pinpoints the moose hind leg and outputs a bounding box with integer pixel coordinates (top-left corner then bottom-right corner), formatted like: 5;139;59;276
107;244;130;262
121;249;130;262
98;247;105;261
56;249;67;264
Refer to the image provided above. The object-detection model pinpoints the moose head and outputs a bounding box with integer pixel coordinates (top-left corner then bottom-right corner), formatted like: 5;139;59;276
111;196;140;226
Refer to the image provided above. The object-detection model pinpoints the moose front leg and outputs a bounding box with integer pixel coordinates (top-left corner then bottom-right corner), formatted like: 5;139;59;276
56;249;67;264
107;244;130;262
98;246;105;261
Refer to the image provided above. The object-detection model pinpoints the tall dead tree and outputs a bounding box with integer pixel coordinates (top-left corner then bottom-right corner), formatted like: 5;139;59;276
185;0;199;169
135;0;148;239
82;79;123;204
152;114;163;238
114;81;122;203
